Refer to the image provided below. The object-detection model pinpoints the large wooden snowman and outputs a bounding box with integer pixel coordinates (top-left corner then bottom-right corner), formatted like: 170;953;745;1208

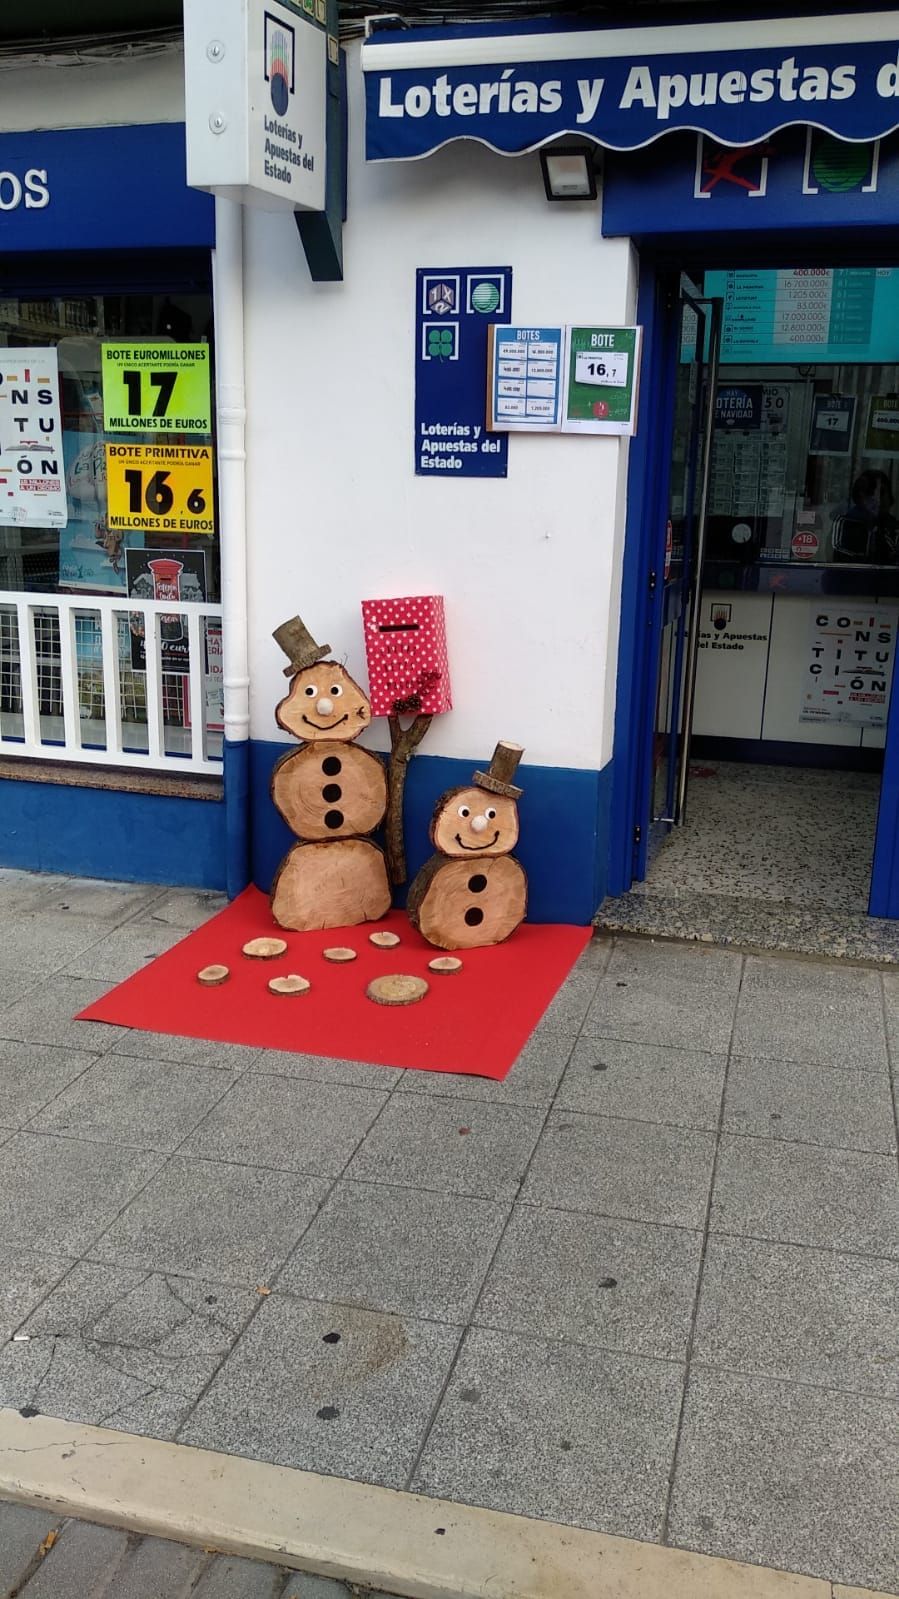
270;616;391;931
408;741;527;950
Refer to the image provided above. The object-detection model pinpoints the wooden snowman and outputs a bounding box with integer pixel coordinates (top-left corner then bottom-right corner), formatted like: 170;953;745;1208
269;616;391;931
408;741;527;949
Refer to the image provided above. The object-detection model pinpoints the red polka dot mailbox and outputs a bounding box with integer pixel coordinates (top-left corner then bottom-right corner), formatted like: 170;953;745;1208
362;595;452;717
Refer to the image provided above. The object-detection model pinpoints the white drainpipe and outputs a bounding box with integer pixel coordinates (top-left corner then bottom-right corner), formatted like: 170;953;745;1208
211;195;251;892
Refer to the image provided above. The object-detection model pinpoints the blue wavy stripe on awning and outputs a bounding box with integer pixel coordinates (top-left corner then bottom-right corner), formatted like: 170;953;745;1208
362;12;899;160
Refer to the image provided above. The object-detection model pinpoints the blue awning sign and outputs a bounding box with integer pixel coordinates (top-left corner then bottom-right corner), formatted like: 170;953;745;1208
362;12;899;161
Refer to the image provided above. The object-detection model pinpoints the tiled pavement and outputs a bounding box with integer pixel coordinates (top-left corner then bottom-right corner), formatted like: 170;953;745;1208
0;1499;397;1597
0;869;897;1594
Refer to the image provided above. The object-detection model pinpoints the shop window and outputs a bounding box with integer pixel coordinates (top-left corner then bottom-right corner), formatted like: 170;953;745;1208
0;288;222;769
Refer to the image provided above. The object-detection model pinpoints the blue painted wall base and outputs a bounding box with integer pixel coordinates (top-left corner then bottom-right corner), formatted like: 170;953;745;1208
250;740;611;925
0;774;227;889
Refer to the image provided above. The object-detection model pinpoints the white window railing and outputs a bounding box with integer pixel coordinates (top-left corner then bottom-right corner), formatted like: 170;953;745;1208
0;591;224;776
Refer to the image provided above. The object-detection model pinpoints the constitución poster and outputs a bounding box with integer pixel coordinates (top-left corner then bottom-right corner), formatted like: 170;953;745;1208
800;603;897;727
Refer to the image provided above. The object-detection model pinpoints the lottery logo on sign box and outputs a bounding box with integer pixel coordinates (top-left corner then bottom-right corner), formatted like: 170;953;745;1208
415;266;512;477
101;343;212;435
105;443;215;536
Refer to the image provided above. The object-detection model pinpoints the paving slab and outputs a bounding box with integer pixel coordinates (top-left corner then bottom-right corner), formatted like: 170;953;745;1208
0;911;113;977
63;919;187;982
731;988;888;1072
145;889;229;930
113;1032;261;1072
18;1517;129;1598
0;977;126;1053
192;1554;285;1598
0;867;69;912
34;1056;232;1152
105;1532;208;1597
668;1367;899;1593
532;969;603;1034
582;977;736;1053
179;1295;461;1490
0;961;42;1012
181;1075;389;1177
0;1261;258;1432
711;1133;899;1258
91;1156;328;1287
250;1050;403;1090
474;1204;702;1361
556;1036;725;1130
413;1326;684;1542
605;939;743;990
392;1029;577;1107
39;880;165;922
693;1235;899;1399
521;1110;716;1229
345;1095;545;1201
0;1500;61;1595
0;1132;161;1257
739;955;884;998
282;1180;510;1323
0;1040;97;1128
0;1246;71;1341
722;1055;897;1153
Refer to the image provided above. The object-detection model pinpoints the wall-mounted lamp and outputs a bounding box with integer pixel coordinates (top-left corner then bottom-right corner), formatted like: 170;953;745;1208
539;145;598;201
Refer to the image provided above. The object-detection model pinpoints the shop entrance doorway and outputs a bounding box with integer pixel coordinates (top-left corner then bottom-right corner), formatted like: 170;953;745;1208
607;262;899;956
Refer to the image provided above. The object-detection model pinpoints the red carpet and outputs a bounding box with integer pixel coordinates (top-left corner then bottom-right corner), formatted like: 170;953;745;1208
78;887;592;1079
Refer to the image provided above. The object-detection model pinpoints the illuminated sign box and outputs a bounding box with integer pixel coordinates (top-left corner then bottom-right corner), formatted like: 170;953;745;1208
184;0;326;211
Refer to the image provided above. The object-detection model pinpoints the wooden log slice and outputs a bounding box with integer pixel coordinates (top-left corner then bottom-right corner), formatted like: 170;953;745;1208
323;946;357;963
197;964;229;986
271;838;392;932
408;854;527;950
268;974;311;996
428;955;463;974
271;742;387;840
369;930;401;948
366;974;429;1006
242;936;288;960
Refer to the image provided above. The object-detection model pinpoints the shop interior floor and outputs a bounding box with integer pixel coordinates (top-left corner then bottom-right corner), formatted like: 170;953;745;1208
596;760;898;961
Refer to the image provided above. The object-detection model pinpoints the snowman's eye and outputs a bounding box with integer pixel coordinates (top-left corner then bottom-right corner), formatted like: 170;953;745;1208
304;684;317;698
329;684;343;698
457;805;470;819
486;807;497;821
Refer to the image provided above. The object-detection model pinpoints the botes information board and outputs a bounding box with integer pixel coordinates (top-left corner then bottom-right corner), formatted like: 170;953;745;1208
487;325;641;436
105;443;215;535
101;343;212;435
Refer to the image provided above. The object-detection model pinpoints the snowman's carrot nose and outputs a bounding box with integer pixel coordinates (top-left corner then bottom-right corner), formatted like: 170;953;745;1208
471;814;490;833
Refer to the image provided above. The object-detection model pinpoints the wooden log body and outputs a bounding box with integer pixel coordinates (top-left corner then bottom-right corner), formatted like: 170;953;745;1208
407;853;527;950
271;838;391;932
272;742;387;840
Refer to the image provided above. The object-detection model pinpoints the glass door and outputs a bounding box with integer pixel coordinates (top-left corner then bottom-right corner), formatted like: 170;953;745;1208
648;286;721;855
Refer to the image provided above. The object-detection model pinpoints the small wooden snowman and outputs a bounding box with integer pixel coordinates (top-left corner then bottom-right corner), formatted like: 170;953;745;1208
407;741;527;950
269;616;391;931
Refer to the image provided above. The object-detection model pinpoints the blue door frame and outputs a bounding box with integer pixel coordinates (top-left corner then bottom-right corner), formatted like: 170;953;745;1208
609;238;899;920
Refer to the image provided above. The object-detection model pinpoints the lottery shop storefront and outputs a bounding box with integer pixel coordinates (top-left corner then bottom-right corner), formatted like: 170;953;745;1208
354;7;899;926
0;119;226;888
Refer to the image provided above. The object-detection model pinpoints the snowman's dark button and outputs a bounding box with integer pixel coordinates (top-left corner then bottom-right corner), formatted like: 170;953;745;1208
322;784;342;803
468;874;488;894
321;756;342;777
464;907;484;928
324;809;345;830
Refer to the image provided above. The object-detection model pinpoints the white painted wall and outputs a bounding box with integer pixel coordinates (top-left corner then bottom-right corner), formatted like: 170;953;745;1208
244;42;636;770
0;46;184;131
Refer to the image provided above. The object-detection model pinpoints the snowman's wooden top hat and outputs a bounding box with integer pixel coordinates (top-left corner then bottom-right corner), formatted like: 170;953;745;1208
273;615;332;678
473;740;524;800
